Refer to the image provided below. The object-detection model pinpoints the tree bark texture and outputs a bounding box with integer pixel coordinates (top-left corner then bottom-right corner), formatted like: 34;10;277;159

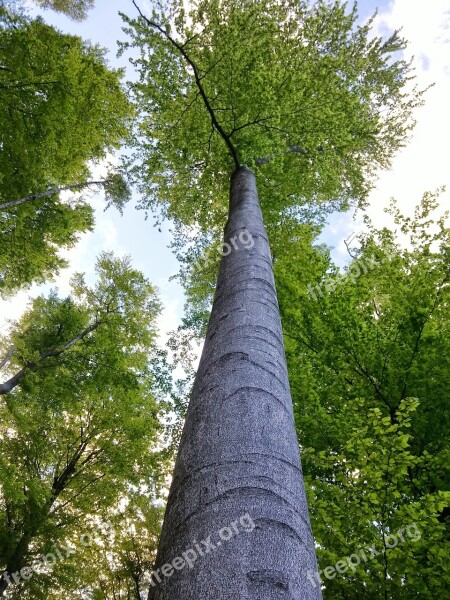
148;167;321;599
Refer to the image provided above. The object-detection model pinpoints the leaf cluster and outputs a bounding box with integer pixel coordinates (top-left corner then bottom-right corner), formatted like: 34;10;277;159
122;0;424;234
0;7;133;293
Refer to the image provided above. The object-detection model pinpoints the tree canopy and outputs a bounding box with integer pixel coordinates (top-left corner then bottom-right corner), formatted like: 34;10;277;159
274;194;450;598
122;0;424;233
0;6;133;294
32;0;95;21
0;253;173;598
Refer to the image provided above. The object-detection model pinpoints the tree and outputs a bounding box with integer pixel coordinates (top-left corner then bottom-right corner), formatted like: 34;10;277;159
272;193;450;598
0;170;131;297
0;6;133;294
0;254;170;598
31;0;95;21
5;496;165;599
178;197;450;598
71;497;164;600
121;1;423;597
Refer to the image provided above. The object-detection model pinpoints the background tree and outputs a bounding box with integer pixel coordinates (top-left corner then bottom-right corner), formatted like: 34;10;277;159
0;254;172;598
31;0;95;21
120;1;424;597
5;496;165;599
74;497;164;600
0;5;133;294
272;193;450;598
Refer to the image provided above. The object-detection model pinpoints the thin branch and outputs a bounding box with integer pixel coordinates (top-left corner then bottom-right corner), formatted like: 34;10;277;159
172;90;201;129
0;345;15;370
198;58;222;81
51;474;106;514
229;114;275;137
0;179;113;211
399;276;446;401
255;144;310;166
347;347;392;411
0;320;103;395
344;236;358;260
0;80;61;91
284;329;354;387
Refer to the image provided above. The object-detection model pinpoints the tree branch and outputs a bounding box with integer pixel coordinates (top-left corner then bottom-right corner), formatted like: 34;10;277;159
255;144;315;166
0;179;113;211
0;80;61;91
399;276;446;402
344;235;358;260
0;320;103;395
0;345;15;370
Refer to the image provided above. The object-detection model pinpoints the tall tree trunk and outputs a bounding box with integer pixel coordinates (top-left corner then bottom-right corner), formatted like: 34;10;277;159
148;167;321;599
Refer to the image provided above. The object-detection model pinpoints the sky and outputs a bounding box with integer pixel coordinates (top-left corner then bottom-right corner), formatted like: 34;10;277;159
327;0;450;264
1;0;449;339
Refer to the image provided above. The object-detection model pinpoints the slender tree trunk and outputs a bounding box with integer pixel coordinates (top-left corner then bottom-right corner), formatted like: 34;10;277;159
0;535;31;598
0;443;92;597
0;575;8;598
148;167;321;599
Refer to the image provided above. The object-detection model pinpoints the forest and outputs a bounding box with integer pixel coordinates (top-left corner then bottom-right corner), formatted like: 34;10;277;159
0;0;448;598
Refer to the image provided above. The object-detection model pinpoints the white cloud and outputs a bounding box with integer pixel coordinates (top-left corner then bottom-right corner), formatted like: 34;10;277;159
365;0;450;229
0;290;31;335
0;159;123;329
325;0;450;262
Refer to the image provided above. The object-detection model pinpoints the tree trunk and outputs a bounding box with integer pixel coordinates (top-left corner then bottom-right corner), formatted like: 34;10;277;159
0;575;8;598
148;167;321;599
0;536;30;598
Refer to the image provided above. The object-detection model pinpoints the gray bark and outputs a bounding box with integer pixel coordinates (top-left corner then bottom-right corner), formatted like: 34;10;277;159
148;167;321;599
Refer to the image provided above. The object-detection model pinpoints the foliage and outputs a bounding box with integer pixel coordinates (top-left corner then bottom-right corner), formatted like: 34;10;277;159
0;254;172;598
7;497;164;599
121;0;424;235
273;193;450;598
174;194;450;597
31;0;95;21
0;6;133;294
70;497;164;600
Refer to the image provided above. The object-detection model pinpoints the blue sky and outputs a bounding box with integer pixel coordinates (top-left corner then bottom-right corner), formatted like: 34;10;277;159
1;0;449;337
